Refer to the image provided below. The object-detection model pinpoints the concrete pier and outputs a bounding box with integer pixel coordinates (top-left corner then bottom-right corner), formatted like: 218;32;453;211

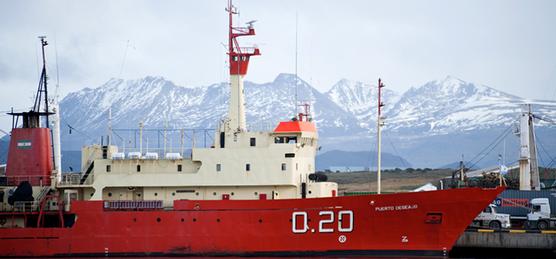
455;230;556;250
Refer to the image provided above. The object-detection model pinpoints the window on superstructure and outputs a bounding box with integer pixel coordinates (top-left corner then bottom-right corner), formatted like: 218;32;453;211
106;165;111;172
177;164;182;172
246;163;251;172
281;163;286;171
250;137;256;147
216;163;221;172
137;165;141;172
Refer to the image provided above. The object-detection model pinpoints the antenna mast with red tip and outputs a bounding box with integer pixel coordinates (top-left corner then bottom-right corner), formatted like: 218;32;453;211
225;0;260;132
227;0;260;76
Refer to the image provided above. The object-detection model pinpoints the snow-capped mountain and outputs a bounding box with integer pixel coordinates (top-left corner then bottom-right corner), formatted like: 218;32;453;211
62;76;229;131
60;74;364;150
58;74;556;167
385;76;549;135
326;79;399;128
326;75;556;136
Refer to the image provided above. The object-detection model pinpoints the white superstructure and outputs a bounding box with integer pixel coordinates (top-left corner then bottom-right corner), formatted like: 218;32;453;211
56;1;337;207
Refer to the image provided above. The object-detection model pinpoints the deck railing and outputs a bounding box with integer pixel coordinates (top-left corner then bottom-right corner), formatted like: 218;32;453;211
0;175;51;186
60;172;90;185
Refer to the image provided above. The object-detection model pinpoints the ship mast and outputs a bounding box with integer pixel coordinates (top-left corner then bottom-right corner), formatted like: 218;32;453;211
376;78;385;194
518;104;540;190
34;36;51;127
226;0;260;133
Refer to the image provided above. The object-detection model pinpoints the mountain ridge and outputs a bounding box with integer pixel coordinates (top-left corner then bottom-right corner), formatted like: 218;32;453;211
55;73;556;168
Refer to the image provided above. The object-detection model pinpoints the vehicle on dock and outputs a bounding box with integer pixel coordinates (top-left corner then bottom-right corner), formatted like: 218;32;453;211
471;204;511;230
526;198;556;230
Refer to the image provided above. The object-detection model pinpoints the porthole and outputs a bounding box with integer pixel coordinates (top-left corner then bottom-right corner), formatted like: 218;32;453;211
193;218;197;222
181;218;184;222
172;192;175;196
231;192;235;196
154;193;158;196
156;218;161;222
196;192;199;196
217;219;221;223
108;192;112;197
213;192;217;196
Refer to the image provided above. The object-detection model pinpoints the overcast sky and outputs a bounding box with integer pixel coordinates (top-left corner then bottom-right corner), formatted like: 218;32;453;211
1;0;555;132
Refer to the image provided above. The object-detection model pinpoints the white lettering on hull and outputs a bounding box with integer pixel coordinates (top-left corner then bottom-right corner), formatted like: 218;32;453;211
375;204;418;212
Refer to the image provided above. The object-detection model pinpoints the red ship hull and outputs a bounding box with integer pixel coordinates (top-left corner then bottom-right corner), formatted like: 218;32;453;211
0;187;503;257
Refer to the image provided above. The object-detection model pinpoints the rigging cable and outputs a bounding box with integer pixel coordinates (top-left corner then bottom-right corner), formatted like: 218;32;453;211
66;124;95;141
533;114;556;125
294;12;298;116
383;130;411;168
536;134;555;168
464;124;514;170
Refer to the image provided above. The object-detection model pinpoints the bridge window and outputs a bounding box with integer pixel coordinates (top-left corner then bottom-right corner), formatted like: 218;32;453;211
287;137;297;144
177;164;182;172
250;137;256;147
281;163;286;171
106;165;111;172
274;136;298;144
136;165;141;172
216;163;222;172
246;163;251;172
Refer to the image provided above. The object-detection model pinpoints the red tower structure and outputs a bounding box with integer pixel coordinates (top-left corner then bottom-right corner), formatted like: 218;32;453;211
227;0;260;76
5;37;53;186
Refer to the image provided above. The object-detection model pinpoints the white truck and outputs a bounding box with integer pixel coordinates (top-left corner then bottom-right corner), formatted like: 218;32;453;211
526;198;556;230
471;204;511;230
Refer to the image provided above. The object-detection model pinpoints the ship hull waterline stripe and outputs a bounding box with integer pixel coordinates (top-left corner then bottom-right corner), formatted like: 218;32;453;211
45;249;446;258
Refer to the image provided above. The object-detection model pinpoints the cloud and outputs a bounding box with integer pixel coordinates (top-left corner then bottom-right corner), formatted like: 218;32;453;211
0;0;555;131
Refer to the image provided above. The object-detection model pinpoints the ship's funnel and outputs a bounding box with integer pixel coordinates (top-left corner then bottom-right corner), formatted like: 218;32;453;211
5;124;53;186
